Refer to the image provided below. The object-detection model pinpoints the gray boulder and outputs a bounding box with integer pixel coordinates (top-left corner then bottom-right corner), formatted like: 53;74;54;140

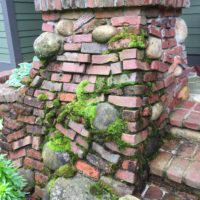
92;25;117;43
42;143;70;171
33;32;63;59
49;175;100;200
18;168;35;192
93;103;119;130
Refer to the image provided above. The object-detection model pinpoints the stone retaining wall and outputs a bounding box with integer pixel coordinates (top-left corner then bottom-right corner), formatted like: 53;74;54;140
0;1;190;199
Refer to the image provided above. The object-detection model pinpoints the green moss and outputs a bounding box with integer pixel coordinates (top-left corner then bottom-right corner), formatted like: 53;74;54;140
47;178;57;193
47;132;71;152
90;181;119;200
37;93;48;101
108;27;146;50
54;164;76;178
52;99;61;108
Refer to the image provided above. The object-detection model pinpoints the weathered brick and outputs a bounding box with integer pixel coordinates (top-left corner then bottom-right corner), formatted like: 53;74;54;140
122;160;138;172
122;110;140;122
63;83;78;93
111;16;146;26
35;172;49;185
27;125;46;135
64;43;82;51
81;43;108;54
86;65;111;75
92;54;119;64
13;158;23;168
34;90;56;100
31;75;43;87
59;93;76;102
42;12;60;21
3;117;23;130
76;135;89;149
71;142;84;158
119;49;137;60
9;148;26;159
17;115;36;125
7;129;26;143
121;130;149;145
41;80;62;91
24;96;44;109
24;157;44;171
12;136;32;150
66;34;92;43
32;136;42;150
123;60;150;71
111;62;122;75
33;186;45;199
183;112;200;130
92;142;120;164
42;22;54;32
115;169;136;184
108;95;143;108
58;52;91;63
51;73;72;83
27;149;42;161
75;160;100;180
170;109;189;127
62;63;86;73
56;123;76;140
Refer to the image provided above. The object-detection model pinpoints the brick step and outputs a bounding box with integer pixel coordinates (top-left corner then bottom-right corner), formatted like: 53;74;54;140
149;138;200;192
169;101;200;142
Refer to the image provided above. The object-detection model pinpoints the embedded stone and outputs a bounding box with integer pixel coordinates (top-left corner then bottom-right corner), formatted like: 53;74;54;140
175;18;188;44
146;36;162;59
56;19;74;36
33;32;63;59
18;168;35;192
42;144;70;171
151;102;164;121
93;103;119;130
173;65;183;77
92;25;117;43
178;86;190;101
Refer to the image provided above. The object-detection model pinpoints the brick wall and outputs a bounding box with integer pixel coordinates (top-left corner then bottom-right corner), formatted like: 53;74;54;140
0;1;190;199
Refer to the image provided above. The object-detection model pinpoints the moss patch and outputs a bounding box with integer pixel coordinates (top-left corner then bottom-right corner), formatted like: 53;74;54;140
37;93;48;101
54;164;76;178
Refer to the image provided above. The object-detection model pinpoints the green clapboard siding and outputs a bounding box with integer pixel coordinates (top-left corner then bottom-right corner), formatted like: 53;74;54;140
183;0;200;55
14;0;42;62
0;2;10;63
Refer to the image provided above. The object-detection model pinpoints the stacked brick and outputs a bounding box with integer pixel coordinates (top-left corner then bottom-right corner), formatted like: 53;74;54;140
0;1;190;199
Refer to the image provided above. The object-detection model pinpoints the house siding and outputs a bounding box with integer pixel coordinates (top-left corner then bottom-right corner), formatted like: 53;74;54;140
183;0;200;65
14;0;42;62
0;1;10;64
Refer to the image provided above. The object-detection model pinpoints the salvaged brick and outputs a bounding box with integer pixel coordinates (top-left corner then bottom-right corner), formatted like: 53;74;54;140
51;73;72;82
115;169;136;184
9;148;26;159
81;42;108;54
32;136;42;150
58;52;91;63
108;95;143;108
92;142;120;164
62;63;86;73
121;130;149;145
56;123;76;140
58;93;76;102
24;96;44;109
75;160;100;180
66;34;92;43
42;22;54;32
111;62;122;75
35;172;49;185
17;115;36;125
111;16;146;26
3;117;23;130
92;54;119;64
119;49;137;60
86;65;111;75
24;157;44;171
27;149;42;161
122;160;138;172
27;125;46;135
123;60;150;71
41;80;62;91
71;142;84;158
12;136;32;150
76;136;89;149
64;43;82;51
7;129;26;143
34;90;56;100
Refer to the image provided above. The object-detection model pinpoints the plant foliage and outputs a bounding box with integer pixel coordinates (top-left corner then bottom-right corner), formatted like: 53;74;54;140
0;154;27;200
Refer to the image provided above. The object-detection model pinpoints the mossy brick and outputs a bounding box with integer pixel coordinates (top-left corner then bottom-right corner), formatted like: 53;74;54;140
34;89;56;100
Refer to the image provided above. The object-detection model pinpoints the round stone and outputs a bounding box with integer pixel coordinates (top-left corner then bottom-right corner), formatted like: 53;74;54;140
175;18;188;44
42;143;70;171
173;66;183;77
151;102;164;121
33;32;63;59
92;25;117;43
56;20;74;36
18;168;35;192
49;175;101;200
146;37;162;59
119;195;140;200
93;103;119;130
178;86;190;101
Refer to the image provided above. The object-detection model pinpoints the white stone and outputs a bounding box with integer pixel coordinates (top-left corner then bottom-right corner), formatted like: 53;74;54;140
151;102;164;121
56;20;73;36
175;18;188;44
173;65;183;77
146;37;162;59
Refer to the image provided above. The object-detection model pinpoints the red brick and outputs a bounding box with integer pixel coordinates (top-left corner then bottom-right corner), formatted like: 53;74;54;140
152;81;165;92
119;49;137;60
121;130;149;145
60;52;91;63
108;95;142;108
148;25;162;38
76;136;89;149
170;109;189;127
35;172;49;185
62;63;86;73
151;61;169;72
42;12;60;21
144;185;163;200
33;186;45;199
179;101;197;109
111;16;145;26
75;160;100;180
12;136;32;150
17;115;36;125
55;0;62;10
47;62;62;72
3;117;23;130
96;9;123;18
143;72;157;82
122;110;140;122
163;28;175;38
115;169;136;184
68;120;89;137
111;62;122;75
7;129;26;143
64;43;82;51
32;136;41;150
34;90;56;100
24;157;44;171
184;161;200;189
13;158;23;168
42;23;54;32
86;65;111;75
59;93;76;102
27;149;42;161
56;123;76;140
9;149;26;159
183;112;200;130
166;156;190;183
177;142;197;159
71;142;84;158
193;103;200;112
150;152;172;177
32;61;43;70
122;160;138;172
164;75;175;88
51;73;72;83
92;54;118;64
66;34;92;43
63;83;78;92
123;60;150;71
